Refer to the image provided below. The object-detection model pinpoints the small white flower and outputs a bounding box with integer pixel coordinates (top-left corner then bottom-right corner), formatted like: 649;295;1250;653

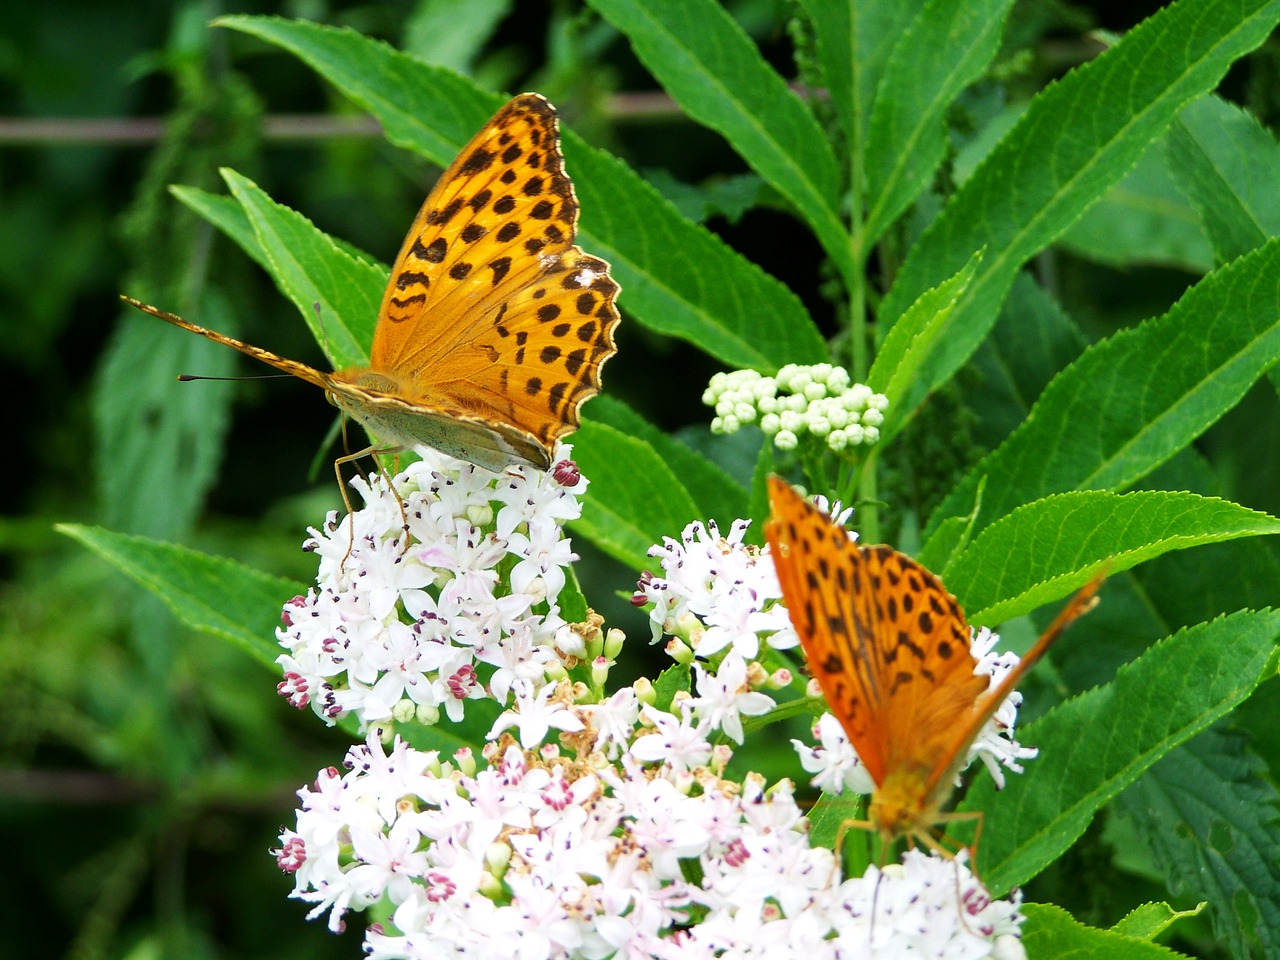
629;706;713;773
688;654;775;744
489;679;585;748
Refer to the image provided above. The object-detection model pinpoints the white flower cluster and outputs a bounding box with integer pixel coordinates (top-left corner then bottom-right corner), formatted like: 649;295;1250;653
634;517;797;661
273;460;1032;959
704;363;888;453
275;448;586;730
277;721;1025;960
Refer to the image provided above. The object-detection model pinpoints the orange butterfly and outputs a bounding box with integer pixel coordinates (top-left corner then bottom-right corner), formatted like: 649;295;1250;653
123;93;620;475
765;476;1100;851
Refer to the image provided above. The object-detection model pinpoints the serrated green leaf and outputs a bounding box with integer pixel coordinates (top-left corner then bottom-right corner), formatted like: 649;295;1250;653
215;14;826;370
568;420;702;570
943;489;1280;625
962;274;1088;450
1167;94;1280;263
797;0;924;158
222;168;385;368
1167;93;1280;400
928;233;1280;542
1021;903;1195;959
58;523;305;670
862;0;1014;246
879;0;1280;412
1118;727;1280;957
915;475;984;573
867;252;979;441
585;0;849;285
170;185;271;273
1111;901;1204;940
585;395;748;526
966;608;1280;893
172;183;383;271
1057;135;1214;272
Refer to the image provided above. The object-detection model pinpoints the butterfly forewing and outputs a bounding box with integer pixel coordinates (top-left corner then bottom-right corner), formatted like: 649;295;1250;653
367;93;620;455
766;478;894;783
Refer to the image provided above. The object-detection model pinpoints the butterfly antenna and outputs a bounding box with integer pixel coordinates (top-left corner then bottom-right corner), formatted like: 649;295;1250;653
176;374;294;382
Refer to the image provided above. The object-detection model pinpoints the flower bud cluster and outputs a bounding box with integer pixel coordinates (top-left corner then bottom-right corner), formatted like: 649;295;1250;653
704;363;888;453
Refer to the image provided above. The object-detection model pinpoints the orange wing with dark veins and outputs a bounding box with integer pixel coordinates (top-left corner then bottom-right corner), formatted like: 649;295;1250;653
766;477;986;790
362;93;620;452
767;475;1103;842
124;94;620;476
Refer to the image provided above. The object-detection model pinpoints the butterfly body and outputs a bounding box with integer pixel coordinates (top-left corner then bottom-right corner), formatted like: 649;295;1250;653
765;476;1100;850
124;93;619;475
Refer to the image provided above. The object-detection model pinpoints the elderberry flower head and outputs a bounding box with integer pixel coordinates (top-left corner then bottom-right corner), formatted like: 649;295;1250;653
703;363;888;453
274;467;1031;959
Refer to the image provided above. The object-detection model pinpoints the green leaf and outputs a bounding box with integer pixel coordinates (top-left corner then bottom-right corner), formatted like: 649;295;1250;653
1111;902;1204;940
862;0;1014;246
98;292;236;539
1167;94;1280;263
585;395;748;526
403;0;512;72
1117;727;1280;958
568;420;702;570
866;251;979;440
651;662;692;714
170;185;271;274
928;234;1280;542
878;0;1280;407
172;183;383;271
915;475;984;574
398;700;503;754
215;14;826;370
1057;135;1214;272
585;0;849;285
962;274;1088;451
58;523;305;671
1020;903;1196;959
1166;93;1280;399
966;608;1280;893
796;0;925;156
942;489;1280;626
222;167;385;368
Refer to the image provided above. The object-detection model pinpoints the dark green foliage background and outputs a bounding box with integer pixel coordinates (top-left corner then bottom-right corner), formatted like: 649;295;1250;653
2;2;1279;959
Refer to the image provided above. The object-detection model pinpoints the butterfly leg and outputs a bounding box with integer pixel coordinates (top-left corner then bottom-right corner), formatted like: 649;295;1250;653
923;810;988;937
331;444;409;565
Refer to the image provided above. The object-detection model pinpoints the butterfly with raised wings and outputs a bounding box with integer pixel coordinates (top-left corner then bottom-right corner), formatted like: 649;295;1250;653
123;93;620;474
765;476;1101;851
